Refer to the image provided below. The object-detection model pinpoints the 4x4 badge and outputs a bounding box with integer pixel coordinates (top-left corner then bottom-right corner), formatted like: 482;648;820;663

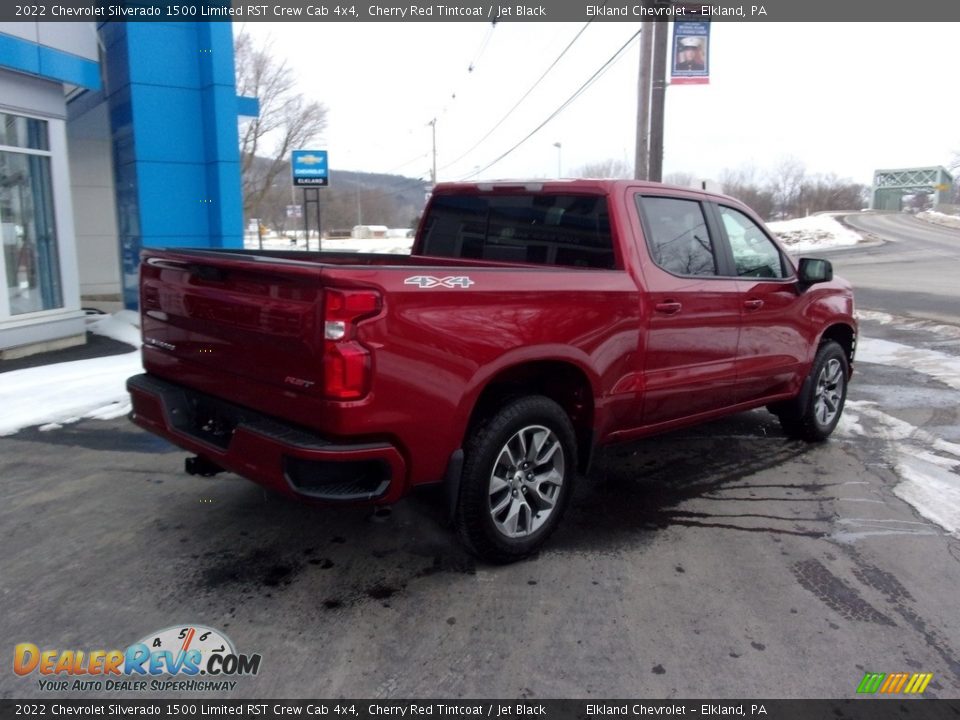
404;276;475;289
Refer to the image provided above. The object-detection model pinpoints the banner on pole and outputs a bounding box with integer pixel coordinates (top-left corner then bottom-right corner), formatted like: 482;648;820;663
671;21;710;85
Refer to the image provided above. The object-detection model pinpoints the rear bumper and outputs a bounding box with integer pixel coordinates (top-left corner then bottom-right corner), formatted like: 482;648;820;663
127;374;406;504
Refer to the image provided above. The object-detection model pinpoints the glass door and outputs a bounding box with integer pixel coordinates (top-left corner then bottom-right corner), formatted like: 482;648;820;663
0;111;63;319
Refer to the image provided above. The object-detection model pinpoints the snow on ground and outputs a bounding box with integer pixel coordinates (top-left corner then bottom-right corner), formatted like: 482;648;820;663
856;310;960;342
87;309;141;346
839;401;960;538
0;313;142;436
895;454;960;536
856;337;960;391
917;210;960;230
244;234;412;254
766;213;863;254
0;352;141;436
250;218;868;257
321;238;413;254
844;330;960;537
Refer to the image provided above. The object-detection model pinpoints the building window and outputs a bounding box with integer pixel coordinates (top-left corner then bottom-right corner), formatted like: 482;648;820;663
0;112;62;315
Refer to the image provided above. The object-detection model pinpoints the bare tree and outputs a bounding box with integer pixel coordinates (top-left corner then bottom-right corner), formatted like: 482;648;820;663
235;32;328;218
663;171;696;188
719;165;776;220
323;185;405;229
575;158;631;178
768;156;807;218
907;193;932;213
800;173;868;214
714;163;867;220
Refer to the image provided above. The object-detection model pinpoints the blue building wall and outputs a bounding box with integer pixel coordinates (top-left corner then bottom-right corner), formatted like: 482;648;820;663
99;22;245;309
0;31;100;90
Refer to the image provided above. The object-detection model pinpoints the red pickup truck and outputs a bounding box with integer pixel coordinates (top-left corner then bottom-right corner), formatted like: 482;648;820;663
127;180;856;562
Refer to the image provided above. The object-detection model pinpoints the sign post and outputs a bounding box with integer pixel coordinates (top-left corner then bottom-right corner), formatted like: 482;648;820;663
292;150;329;251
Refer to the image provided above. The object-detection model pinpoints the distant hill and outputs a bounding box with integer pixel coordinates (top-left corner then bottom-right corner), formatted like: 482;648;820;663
324;169;431;230
245;156;430;231
329;169;430;210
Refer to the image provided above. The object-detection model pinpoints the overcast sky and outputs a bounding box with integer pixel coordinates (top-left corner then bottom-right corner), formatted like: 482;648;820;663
238;22;959;186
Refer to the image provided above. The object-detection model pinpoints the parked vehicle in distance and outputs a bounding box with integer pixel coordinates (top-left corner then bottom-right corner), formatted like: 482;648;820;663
127;180;856;562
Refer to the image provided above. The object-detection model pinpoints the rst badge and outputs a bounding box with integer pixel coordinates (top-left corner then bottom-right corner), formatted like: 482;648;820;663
404;276;475;289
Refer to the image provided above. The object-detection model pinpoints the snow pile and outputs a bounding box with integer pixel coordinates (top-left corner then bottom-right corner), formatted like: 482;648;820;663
0;313;142;436
766;214;863;254
917;210;960;230
87;309;141;346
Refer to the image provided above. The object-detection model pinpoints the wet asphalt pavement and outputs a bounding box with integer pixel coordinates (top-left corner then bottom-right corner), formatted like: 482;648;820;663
1;214;959;699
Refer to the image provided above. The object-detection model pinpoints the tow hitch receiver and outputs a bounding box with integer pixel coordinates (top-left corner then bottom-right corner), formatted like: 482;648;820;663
185;456;224;477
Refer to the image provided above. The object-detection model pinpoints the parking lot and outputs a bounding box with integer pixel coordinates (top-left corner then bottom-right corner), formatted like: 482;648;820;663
2;214;959;700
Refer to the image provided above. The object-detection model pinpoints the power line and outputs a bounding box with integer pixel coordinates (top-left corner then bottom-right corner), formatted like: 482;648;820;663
467;22;497;74
438;21;595;173
382;151;430;175
458;28;641;181
379;23;498;175
427;24;499;129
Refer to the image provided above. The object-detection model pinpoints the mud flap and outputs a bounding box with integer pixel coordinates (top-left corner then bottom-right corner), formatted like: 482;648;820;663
444;449;465;525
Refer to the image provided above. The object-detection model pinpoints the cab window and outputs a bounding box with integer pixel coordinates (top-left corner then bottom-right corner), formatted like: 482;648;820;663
636;196;717;277
718;206;788;279
420;193;616;269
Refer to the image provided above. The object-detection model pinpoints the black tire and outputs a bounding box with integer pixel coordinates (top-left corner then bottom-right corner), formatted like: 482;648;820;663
455;396;577;563
773;340;849;442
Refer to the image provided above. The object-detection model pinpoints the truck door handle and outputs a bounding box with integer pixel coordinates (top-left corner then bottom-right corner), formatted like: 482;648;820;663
655;301;682;315
743;299;764;310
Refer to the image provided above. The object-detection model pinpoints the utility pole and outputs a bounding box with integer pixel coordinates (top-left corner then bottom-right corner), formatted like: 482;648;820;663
553;141;562;176
649;17;669;182
635;20;654;180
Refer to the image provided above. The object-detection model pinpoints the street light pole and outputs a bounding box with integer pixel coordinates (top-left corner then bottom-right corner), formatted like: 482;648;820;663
553;141;562;177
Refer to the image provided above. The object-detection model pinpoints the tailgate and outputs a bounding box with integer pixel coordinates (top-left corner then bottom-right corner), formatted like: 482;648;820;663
140;251;327;396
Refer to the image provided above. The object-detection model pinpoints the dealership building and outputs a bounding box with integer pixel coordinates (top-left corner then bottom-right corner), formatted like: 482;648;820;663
0;20;252;357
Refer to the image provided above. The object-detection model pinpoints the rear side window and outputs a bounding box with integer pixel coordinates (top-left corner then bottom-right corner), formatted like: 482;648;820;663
420;193;615;269
637;196;717;277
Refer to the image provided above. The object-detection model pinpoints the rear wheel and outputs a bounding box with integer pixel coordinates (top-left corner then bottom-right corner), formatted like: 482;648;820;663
455;396;577;563
774;340;848;442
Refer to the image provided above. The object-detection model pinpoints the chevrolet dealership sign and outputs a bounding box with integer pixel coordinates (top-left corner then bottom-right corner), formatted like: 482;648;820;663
292;150;329;187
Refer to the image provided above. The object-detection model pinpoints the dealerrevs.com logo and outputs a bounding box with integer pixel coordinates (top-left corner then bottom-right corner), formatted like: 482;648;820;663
14;625;262;692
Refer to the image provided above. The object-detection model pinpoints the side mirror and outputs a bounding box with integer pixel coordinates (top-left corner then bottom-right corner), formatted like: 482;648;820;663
798;257;833;286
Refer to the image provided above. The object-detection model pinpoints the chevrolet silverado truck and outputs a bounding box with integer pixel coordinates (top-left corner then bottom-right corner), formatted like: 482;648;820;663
127;180;856;562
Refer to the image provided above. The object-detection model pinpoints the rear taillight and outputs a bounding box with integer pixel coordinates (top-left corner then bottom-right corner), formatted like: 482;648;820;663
322;288;381;399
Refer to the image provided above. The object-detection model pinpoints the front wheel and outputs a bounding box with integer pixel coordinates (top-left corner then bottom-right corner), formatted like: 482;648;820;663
455;396;577;563
774;340;849;442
